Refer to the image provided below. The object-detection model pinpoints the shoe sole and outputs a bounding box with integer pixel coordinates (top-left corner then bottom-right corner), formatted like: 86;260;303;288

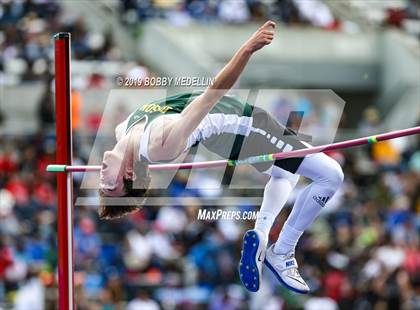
264;259;309;294
239;230;263;292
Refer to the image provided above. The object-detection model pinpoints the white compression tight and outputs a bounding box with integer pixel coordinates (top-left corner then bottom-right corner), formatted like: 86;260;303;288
254;153;344;253
254;163;299;245
254;175;298;246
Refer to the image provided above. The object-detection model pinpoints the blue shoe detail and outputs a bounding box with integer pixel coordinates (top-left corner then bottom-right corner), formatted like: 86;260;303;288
239;230;261;292
264;259;309;294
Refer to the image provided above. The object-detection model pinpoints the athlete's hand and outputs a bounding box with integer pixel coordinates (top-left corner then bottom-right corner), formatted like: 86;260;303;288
244;20;276;54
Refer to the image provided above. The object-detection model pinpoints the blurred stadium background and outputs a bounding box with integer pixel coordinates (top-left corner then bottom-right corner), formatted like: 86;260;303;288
1;0;420;309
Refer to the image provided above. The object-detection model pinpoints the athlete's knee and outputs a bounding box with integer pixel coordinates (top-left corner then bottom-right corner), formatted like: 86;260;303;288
331;162;344;188
267;174;299;191
322;158;344;190
298;153;344;190
264;165;299;185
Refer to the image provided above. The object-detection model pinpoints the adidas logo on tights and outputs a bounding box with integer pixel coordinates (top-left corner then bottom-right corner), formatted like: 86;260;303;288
312;196;330;207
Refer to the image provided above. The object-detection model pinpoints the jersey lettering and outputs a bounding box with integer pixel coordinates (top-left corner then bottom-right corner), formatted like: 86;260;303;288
139;104;173;113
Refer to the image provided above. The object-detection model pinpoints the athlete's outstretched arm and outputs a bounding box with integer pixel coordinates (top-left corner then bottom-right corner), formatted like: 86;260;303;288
180;20;275;131
149;21;276;160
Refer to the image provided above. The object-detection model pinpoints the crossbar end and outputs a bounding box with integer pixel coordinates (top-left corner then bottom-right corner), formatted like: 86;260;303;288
46;164;67;172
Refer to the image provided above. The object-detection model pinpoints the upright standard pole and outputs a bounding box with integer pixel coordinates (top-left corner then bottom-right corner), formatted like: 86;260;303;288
54;32;74;310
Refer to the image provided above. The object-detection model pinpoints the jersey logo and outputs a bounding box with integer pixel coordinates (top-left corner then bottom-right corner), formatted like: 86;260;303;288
312;196;330;207
140;103;173;113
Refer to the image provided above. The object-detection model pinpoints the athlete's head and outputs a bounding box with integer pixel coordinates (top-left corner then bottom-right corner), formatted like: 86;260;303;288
98;132;151;219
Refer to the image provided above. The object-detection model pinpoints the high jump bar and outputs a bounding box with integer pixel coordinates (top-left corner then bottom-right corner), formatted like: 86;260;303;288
47;126;420;173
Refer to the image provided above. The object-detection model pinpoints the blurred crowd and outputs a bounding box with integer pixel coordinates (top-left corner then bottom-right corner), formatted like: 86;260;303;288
120;0;338;28
0;0;336;85
2;0;419;86
1;1;420;310
119;0;420;37
0;0;123;83
1;98;419;309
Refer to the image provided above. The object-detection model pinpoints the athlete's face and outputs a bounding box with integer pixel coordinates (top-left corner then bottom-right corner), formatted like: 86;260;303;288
100;129;141;197
97;160;151;220
100;150;127;197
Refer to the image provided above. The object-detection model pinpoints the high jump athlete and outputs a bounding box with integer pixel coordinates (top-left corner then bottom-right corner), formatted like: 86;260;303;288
99;21;344;294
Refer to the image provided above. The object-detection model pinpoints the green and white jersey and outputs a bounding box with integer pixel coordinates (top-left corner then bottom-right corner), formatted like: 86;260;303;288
125;91;253;131
120;91;255;162
116;91;306;173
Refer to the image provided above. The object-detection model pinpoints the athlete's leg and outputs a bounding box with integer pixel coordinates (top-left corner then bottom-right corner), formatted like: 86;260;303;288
255;169;299;242
239;168;298;292
274;152;344;254
264;152;343;294
233;104;343;292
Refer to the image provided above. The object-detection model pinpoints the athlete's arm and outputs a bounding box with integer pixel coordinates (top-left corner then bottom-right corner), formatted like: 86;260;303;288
149;21;276;161
178;20;275;132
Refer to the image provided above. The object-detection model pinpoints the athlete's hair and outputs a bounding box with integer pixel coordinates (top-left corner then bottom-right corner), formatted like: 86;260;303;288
98;161;151;219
